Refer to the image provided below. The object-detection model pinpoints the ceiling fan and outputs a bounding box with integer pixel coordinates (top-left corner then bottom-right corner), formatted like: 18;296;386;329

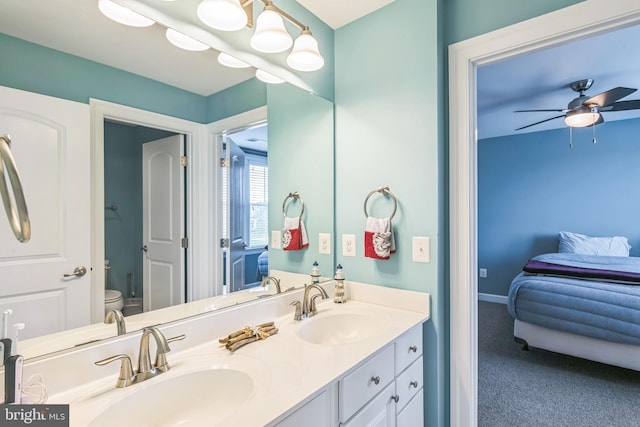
515;79;640;131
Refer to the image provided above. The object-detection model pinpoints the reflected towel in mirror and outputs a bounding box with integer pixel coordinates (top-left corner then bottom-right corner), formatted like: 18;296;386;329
282;216;308;251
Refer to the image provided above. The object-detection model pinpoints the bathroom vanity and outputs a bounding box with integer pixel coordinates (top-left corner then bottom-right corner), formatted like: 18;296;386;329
7;281;429;426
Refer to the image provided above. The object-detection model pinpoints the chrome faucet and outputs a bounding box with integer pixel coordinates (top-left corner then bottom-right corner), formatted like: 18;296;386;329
299;284;329;319
104;309;126;335
261;276;281;294
95;327;186;388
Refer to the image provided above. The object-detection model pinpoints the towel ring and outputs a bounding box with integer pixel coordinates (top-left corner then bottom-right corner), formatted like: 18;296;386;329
0;135;30;243
282;192;304;219
363;186;397;220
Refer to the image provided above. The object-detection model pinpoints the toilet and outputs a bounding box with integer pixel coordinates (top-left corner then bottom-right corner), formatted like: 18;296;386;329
104;259;124;315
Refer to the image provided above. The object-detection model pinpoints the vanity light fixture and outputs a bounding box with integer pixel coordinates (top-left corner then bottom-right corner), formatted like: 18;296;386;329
564;107;600;128
217;52;251;68
98;0;155;27
255;69;285;84
287;28;324;72
197;0;249;32
250;2;292;53
165;28;210;51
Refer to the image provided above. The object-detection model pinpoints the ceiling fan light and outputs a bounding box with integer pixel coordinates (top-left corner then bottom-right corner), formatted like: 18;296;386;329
287;29;324;72
218;52;251;68
98;0;155;27
564;109;600;127
165;28;209;51
250;7;293;53
197;0;248;32
255;69;285;84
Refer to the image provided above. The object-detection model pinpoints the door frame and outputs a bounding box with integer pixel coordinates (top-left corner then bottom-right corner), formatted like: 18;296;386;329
207;106;267;297
449;1;640;425
90;99;208;322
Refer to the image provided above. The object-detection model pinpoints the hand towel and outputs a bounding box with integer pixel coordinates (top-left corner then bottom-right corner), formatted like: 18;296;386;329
282;216;309;251
364;216;396;260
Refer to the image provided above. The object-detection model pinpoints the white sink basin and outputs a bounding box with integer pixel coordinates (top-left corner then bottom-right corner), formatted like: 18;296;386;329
297;311;388;345
85;368;252;427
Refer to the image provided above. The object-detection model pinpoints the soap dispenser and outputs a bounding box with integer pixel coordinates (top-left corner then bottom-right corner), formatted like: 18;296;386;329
334;264;346;304
311;261;321;285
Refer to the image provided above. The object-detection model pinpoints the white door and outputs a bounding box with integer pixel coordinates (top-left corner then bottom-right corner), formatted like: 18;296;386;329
0;85;91;340
142;135;185;311
227;138;247;293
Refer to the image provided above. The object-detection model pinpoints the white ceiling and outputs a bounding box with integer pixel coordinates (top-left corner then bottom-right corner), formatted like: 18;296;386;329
297;0;395;29
478;23;640;139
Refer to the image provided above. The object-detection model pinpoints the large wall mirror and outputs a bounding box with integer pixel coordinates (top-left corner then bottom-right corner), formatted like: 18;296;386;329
0;0;334;359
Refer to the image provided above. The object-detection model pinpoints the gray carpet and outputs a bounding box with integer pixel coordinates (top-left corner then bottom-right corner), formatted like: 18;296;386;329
478;301;640;427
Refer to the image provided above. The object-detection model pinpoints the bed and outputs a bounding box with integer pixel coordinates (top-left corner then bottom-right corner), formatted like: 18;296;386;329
508;249;640;371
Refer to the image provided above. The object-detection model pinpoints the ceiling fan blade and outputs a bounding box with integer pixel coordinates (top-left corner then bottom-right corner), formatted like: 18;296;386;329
515;114;565;131
604;100;640;112
514;109;566;113
584;87;637;107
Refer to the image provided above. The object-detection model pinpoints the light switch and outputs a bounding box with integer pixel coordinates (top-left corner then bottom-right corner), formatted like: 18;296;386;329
342;234;356;257
271;230;281;249
319;233;331;254
412;237;430;263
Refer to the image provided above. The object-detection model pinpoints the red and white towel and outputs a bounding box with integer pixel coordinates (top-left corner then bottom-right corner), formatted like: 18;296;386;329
282;216;308;251
364;216;396;260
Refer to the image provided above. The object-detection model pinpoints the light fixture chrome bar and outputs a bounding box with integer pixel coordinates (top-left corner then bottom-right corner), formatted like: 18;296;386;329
257;0;307;31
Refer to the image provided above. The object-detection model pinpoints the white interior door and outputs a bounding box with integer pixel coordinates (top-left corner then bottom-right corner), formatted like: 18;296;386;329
142;134;184;311
227;138;247;293
0;85;91;340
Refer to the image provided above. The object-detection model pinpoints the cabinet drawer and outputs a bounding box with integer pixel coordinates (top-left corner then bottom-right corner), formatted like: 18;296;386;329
340;344;395;422
395;324;422;373
395;356;423;413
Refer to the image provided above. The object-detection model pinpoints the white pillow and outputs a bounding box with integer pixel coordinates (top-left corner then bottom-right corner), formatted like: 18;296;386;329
558;231;631;257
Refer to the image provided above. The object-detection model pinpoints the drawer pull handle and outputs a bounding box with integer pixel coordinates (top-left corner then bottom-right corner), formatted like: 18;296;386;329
410;380;419;388
370;376;380;385
391;395;400;403
409;345;418;353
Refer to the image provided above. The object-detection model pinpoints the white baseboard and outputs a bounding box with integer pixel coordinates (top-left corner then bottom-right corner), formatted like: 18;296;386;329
478;293;508;304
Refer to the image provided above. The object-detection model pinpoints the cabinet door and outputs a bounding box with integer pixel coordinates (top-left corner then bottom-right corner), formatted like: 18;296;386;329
275;388;333;427
343;382;395;427
396;389;424;427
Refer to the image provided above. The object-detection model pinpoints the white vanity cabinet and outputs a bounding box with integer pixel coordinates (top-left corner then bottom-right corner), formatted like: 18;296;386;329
341;324;424;427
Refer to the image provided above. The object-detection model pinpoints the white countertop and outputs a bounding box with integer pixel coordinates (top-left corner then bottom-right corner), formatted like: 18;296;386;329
31;282;430;426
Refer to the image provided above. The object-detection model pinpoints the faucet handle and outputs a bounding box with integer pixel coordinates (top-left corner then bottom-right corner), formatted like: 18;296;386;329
290;301;302;321
309;294;323;317
95;354;135;388
155;334;186;372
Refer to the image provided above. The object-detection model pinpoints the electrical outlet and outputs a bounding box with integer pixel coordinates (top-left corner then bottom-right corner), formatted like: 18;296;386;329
479;268;487;278
319;233;331;254
271;230;281;249
342;234;356;257
412;237;430;263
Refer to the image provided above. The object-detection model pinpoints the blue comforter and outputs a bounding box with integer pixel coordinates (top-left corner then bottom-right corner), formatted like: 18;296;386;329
508;253;640;345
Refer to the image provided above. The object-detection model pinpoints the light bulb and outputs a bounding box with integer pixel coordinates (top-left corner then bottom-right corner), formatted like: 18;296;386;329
255;69;285;84
165;29;209;51
98;0;154;27
197;0;248;32
564;108;600;127
250;7;292;53
287;29;324;71
218;52;251;68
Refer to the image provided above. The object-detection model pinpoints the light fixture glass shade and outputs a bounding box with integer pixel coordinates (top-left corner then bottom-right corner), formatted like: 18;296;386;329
287;29;324;71
255;69;285;84
165;29;209;51
250;7;293;53
98;0;155;27
564;109;600;127
218;52;251;68
197;0;247;31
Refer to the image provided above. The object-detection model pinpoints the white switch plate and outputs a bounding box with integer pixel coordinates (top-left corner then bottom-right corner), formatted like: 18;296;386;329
412;237;430;263
271;230;281;249
319;233;331;254
342;234;356;257
479;268;487;278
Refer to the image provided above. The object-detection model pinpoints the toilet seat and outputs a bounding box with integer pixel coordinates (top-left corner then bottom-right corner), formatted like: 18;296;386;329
105;289;124;314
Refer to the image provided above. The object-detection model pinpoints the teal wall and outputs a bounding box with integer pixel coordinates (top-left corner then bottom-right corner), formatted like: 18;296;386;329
478;118;640;297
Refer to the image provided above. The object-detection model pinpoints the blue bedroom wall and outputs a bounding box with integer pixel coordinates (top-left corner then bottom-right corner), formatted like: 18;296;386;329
478;118;640;297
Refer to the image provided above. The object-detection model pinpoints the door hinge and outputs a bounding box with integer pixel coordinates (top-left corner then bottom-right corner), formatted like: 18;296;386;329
220;158;229;168
181;237;189;248
181;156;189;167
220;238;229;248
